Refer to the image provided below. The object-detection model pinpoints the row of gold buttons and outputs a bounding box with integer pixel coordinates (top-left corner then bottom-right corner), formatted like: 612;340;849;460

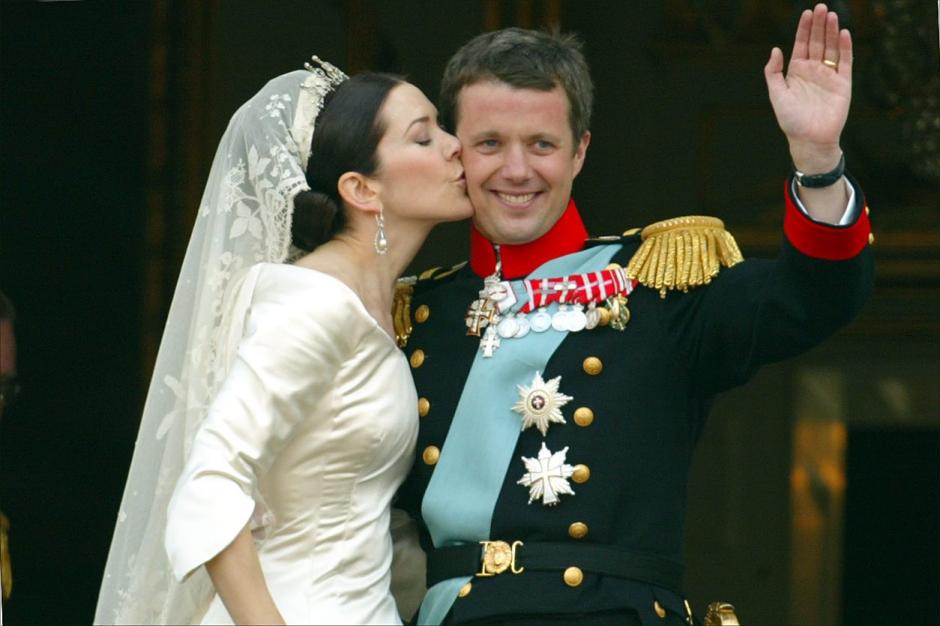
411;304;441;467
560;351;607;586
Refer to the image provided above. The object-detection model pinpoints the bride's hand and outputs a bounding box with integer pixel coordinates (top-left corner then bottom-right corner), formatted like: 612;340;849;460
206;526;286;625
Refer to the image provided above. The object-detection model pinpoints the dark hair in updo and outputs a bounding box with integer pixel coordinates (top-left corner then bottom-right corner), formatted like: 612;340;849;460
291;72;404;251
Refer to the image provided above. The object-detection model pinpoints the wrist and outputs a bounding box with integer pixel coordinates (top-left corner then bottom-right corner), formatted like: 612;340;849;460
788;141;842;174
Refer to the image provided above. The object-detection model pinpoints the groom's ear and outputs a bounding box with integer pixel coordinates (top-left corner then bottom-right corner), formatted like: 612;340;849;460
337;172;383;214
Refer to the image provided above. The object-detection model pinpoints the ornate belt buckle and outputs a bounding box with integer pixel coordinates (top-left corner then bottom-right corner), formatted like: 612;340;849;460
477;540;524;576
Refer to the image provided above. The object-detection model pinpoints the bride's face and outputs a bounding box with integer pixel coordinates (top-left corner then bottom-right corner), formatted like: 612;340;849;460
371;83;473;224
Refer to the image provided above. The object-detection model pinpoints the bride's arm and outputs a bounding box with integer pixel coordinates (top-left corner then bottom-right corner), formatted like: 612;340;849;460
206;525;286;625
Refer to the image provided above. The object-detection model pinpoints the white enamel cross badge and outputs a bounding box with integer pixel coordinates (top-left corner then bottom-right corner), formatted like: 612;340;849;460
517;442;575;506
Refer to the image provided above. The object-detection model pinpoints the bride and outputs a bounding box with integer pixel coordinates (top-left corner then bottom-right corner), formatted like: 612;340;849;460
94;58;471;625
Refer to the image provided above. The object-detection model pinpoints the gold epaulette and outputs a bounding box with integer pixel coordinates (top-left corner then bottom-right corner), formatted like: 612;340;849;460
626;215;744;298
393;277;415;348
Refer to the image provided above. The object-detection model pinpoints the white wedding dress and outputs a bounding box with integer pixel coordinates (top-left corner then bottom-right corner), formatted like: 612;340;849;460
164;263;418;625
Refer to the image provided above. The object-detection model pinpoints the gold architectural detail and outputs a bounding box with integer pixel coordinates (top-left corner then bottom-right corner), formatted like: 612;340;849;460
0;511;10;600
704;602;741;625
627;215;744;298
654;600;667;618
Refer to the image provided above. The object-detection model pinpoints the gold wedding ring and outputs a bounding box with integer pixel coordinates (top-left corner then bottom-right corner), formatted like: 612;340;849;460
823;59;838;69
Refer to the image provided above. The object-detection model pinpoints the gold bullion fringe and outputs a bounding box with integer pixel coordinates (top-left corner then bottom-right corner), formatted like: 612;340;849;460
626;215;744;298
393;280;415;348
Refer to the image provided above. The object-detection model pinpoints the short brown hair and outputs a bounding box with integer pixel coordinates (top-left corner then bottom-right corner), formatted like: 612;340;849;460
440;27;593;144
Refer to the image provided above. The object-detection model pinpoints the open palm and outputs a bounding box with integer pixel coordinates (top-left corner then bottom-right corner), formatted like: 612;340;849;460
765;4;852;166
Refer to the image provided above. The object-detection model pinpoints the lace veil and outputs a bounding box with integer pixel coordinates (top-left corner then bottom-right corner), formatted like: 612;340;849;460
94;64;345;624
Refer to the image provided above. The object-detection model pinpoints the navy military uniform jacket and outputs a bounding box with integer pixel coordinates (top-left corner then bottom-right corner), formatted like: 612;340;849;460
395;178;874;625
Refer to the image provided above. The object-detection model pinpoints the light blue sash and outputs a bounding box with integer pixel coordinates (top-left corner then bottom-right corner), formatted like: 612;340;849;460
417;244;621;625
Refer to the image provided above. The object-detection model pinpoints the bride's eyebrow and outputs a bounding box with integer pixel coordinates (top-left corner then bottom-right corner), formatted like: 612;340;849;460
403;116;430;136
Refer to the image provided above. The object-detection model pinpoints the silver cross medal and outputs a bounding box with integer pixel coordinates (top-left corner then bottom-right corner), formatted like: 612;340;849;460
517;442;575;506
480;326;501;357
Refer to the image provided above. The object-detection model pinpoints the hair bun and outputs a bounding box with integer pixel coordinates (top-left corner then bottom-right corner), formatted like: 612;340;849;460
291;189;340;251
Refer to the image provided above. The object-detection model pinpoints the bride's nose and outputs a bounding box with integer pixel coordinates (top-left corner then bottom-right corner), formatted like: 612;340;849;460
444;132;462;159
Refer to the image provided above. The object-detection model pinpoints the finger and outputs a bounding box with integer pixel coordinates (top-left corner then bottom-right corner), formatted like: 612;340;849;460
838;29;853;78
808;3;828;61
764;47;787;95
824;11;840;66
790;9;813;62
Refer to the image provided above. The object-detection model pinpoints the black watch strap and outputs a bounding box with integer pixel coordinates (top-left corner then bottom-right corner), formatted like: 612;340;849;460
793;153;845;188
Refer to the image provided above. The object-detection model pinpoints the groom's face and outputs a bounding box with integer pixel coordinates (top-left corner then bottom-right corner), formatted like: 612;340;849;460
454;80;590;245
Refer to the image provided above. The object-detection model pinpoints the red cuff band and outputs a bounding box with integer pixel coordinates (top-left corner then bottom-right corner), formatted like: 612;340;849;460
783;179;871;261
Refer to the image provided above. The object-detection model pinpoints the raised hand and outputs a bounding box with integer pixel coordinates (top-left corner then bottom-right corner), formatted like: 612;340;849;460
764;3;852;174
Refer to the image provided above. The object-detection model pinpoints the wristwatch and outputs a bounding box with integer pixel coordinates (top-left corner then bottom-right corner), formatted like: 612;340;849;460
793;153;845;188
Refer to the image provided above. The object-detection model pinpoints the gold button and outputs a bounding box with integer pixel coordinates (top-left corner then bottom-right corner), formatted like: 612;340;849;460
573;407;594;427
417;397;430;417
422;445;440;465
864;206;870;215
582;356;603;376
563;566;584;587
415;304;430;323
868;232;875;245
457;581;472;597
654;600;667;619
568;522;589;539
410;349;425;369
572;464;591;483
605;262;622;270
597;307;611;327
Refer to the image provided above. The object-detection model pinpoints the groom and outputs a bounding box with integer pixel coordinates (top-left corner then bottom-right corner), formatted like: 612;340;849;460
394;5;873;625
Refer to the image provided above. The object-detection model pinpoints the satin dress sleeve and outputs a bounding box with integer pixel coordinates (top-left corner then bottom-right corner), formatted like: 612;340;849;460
164;264;355;581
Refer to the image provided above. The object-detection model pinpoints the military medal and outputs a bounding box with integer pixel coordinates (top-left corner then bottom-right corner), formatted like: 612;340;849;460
496;314;520;338
530;309;552;332
551;305;569;332
512;371;573;435
517;442;575;506
480;325;501;357
568;304;587;332
584;303;600;330
466;264;638;352
465;297;497;337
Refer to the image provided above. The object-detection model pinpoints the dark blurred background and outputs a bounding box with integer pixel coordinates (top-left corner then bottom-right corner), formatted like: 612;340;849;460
1;1;937;624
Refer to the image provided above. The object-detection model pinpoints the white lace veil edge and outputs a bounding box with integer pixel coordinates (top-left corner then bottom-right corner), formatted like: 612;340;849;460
93;68;339;625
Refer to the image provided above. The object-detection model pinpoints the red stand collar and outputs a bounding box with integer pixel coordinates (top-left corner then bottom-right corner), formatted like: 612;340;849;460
470;199;588;279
